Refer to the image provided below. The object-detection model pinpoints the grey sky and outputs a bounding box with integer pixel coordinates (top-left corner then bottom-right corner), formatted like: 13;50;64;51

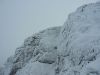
0;0;98;65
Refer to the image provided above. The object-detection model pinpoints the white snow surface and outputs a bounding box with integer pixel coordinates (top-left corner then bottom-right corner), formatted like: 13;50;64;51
1;1;100;75
16;61;55;75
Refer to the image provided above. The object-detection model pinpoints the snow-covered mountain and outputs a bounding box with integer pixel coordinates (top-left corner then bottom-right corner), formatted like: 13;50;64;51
1;1;100;75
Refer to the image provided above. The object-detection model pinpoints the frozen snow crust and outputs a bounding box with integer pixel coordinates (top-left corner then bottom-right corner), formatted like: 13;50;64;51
1;1;100;75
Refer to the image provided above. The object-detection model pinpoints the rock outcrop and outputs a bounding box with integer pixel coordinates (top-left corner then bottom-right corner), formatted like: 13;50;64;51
1;1;100;75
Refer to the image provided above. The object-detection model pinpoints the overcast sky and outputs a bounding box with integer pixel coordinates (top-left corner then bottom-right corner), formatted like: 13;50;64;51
0;0;98;65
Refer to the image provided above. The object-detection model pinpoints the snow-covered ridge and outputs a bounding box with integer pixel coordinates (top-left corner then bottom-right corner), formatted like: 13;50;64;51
1;1;100;75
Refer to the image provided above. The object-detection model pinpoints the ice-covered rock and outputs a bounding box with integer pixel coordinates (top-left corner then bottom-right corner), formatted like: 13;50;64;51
2;1;100;75
2;27;60;75
80;57;100;75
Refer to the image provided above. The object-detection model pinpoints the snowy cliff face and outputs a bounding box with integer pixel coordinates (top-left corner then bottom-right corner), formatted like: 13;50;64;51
58;2;100;75
1;1;100;75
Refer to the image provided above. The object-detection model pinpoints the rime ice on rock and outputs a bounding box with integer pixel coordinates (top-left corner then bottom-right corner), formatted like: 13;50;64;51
1;1;100;75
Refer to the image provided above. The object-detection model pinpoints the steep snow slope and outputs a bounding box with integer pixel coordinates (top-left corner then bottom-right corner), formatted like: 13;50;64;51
1;1;100;75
